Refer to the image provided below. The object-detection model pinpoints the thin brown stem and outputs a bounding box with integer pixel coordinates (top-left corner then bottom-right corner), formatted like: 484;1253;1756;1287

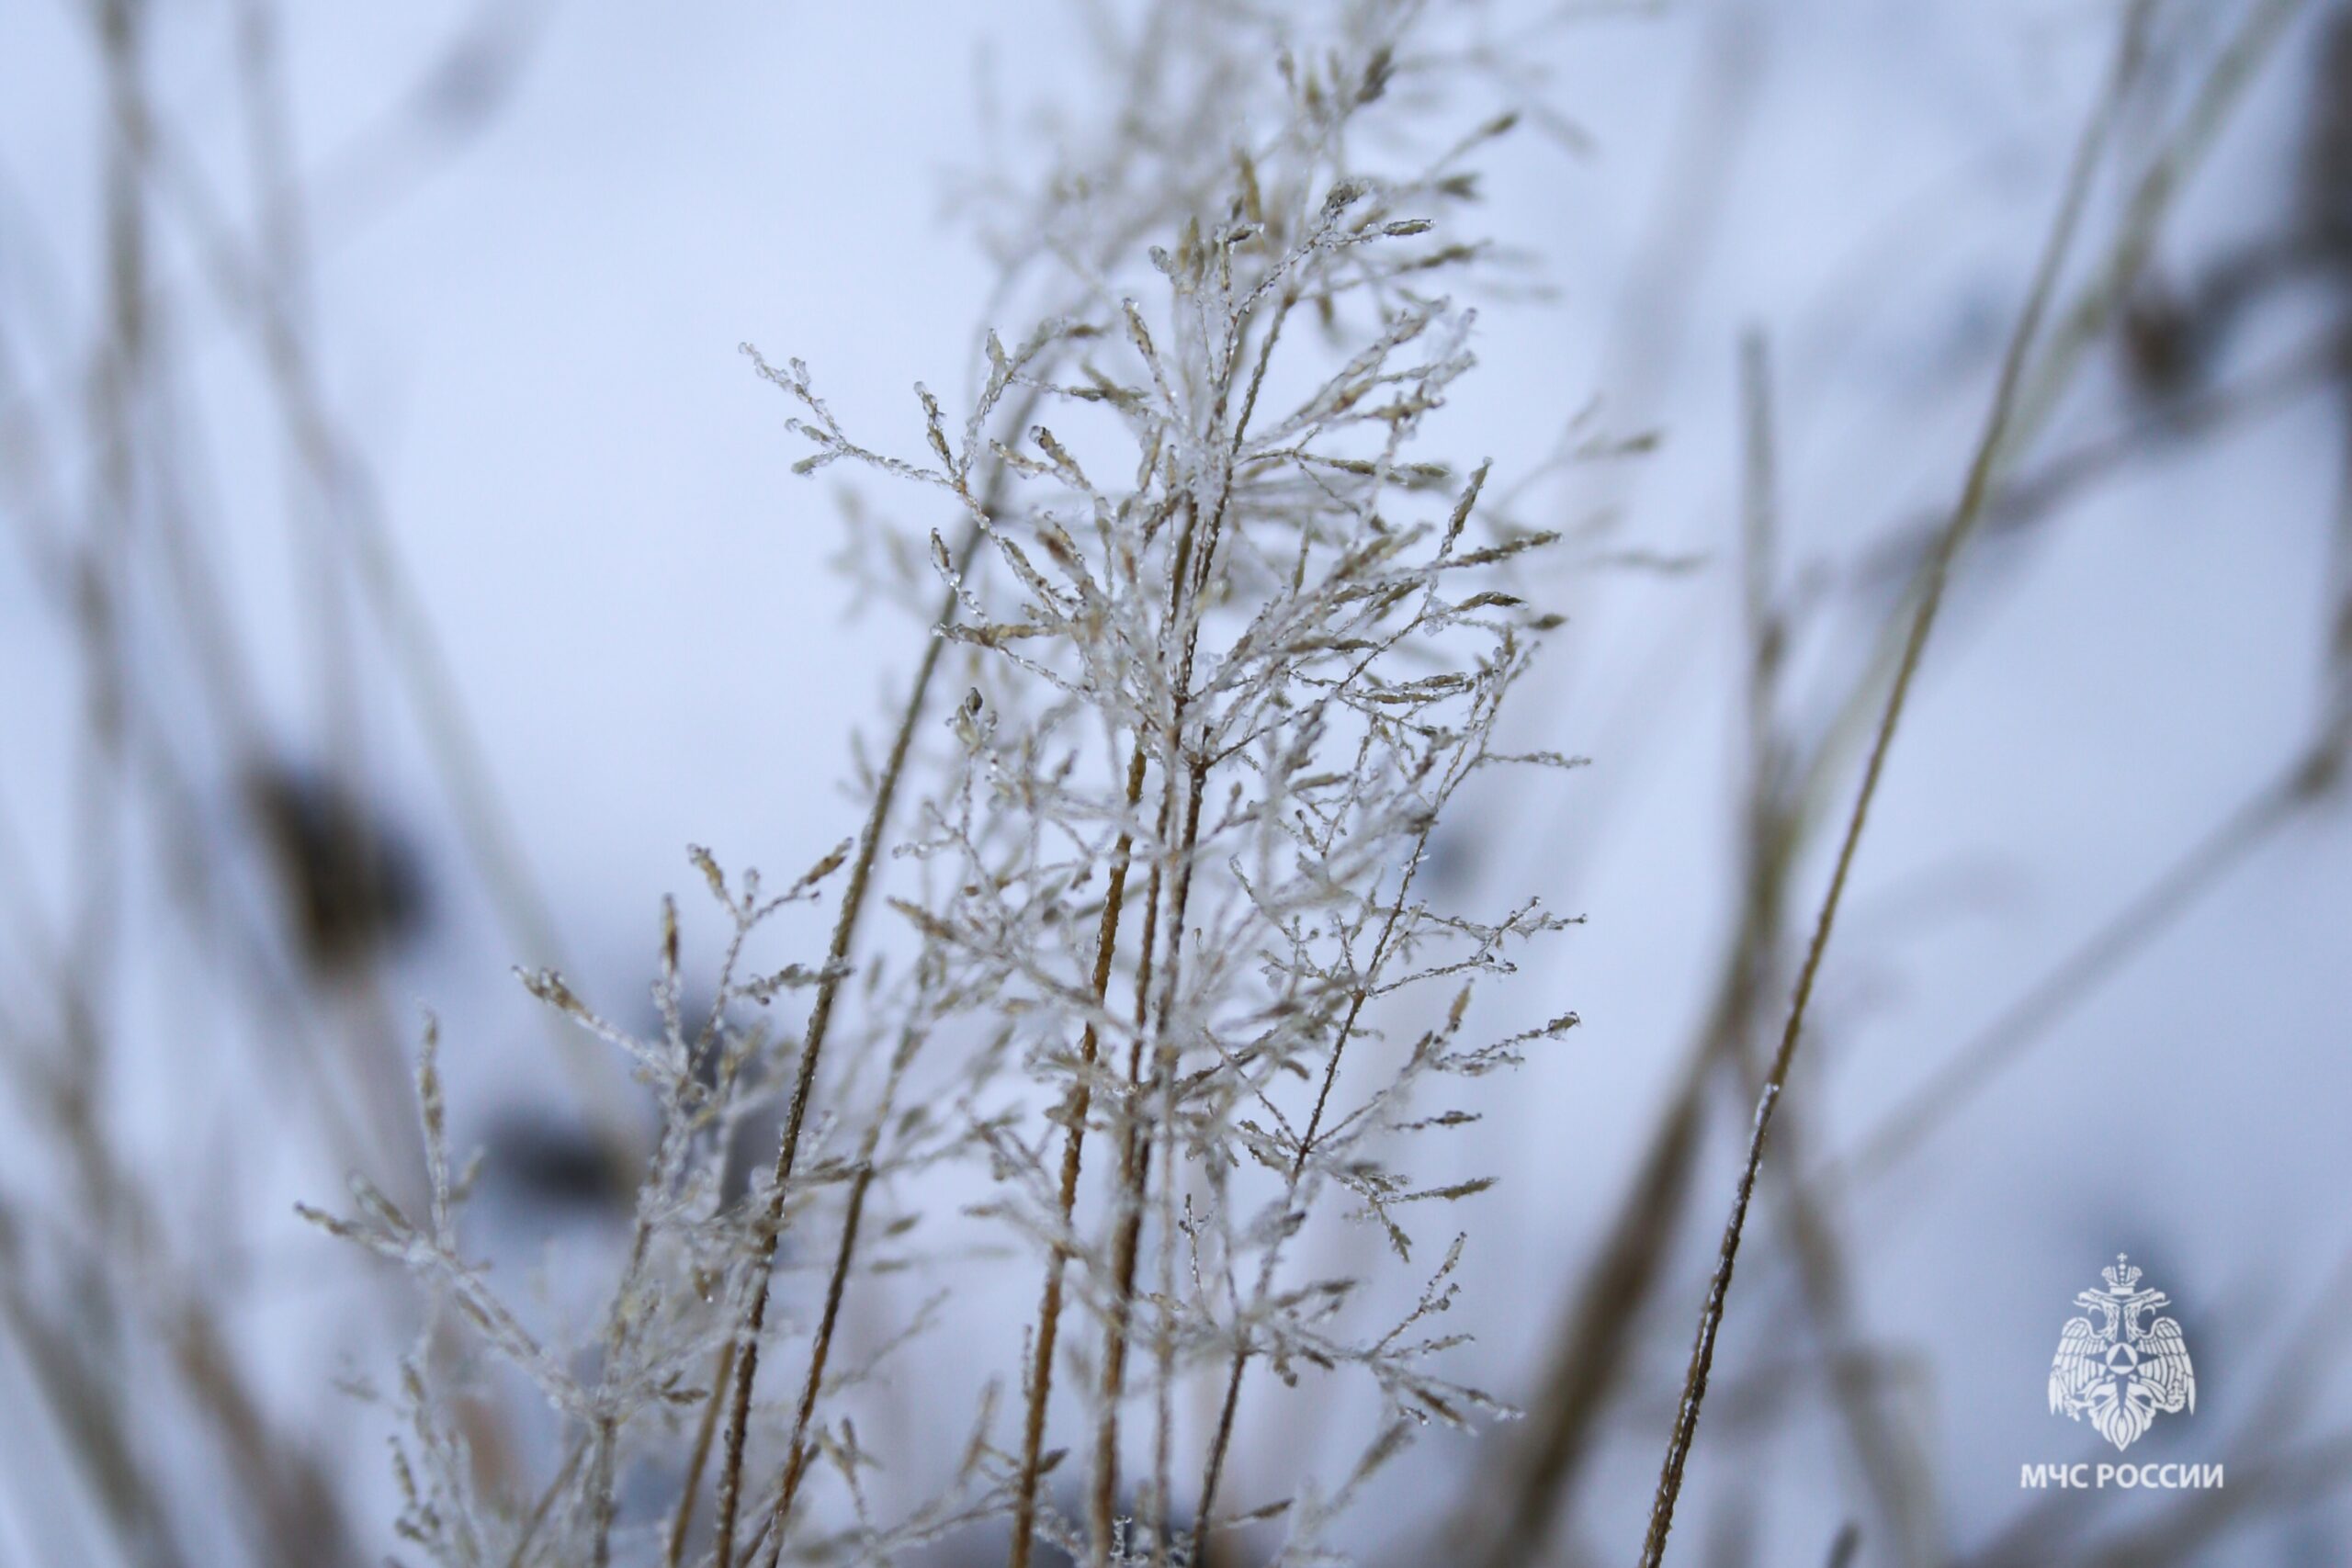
755;978;938;1568
1636;14;2138;1562
1187;458;1497;1562
1088;293;1295;1563
503;1438;585;1568
703;358;1046;1564
1008;741;1151;1568
1189;822;1435;1567
1464;381;1793;1565
1089;484;1212;1564
662;1340;732;1568
707;566;965;1568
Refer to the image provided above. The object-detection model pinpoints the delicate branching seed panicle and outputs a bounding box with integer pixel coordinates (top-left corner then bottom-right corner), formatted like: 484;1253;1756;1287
746;15;1582;1562
308;5;1587;1566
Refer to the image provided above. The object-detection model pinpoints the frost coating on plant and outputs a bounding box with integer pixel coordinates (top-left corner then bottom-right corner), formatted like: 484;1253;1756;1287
305;3;1585;1564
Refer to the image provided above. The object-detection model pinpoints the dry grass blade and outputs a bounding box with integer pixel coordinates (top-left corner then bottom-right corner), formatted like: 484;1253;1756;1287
663;1340;733;1568
752;958;941;1568
707;378;1043;1568
707;545;976;1568
1008;741;1150;1568
1634;10;2146;1562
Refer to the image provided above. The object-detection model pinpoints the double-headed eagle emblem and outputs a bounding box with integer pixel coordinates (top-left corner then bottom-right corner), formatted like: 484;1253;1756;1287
2048;1254;2195;1451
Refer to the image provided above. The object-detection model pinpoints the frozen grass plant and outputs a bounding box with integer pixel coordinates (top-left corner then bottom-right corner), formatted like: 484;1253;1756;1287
303;2;1584;1565
12;1;2342;1566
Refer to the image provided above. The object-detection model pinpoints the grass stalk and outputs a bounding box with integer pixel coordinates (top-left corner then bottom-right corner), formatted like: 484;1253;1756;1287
1635;13;2142;1562
1007;740;1151;1568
